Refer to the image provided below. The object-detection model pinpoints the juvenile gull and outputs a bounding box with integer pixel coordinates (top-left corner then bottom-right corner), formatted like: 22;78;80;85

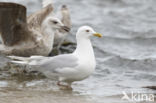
29;0;71;50
8;26;102;89
53;5;71;50
0;4;69;57
43;0;72;50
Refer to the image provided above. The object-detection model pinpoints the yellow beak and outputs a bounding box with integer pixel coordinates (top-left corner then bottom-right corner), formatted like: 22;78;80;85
93;33;102;38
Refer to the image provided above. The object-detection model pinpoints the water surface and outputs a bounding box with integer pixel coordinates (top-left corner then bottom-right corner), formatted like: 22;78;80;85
0;0;156;103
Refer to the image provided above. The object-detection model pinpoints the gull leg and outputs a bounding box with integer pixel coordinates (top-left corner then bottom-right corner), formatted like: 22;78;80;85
57;81;67;87
57;81;72;90
57;81;61;86
66;82;72;90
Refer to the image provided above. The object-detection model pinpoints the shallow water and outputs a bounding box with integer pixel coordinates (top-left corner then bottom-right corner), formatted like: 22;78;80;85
0;0;156;103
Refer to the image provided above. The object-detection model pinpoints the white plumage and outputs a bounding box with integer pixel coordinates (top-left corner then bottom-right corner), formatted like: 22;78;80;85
8;26;102;89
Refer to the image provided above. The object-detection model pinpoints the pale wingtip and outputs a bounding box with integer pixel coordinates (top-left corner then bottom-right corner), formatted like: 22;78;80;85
42;0;53;8
10;60;27;65
7;56;18;60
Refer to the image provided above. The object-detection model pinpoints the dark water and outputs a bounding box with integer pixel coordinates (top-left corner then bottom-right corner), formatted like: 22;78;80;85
0;0;156;103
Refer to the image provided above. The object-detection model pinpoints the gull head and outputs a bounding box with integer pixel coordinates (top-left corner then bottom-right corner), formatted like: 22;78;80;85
47;17;70;32
76;26;102;39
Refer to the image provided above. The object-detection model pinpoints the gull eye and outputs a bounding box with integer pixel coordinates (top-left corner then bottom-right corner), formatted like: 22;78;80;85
53;21;58;24
86;30;90;32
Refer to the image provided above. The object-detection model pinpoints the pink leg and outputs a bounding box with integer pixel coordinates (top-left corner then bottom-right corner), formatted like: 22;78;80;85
57;81;72;90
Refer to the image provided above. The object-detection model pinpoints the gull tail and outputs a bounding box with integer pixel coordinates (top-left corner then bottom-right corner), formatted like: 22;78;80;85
11;60;28;65
8;56;29;61
8;56;30;65
42;0;54;8
8;55;46;66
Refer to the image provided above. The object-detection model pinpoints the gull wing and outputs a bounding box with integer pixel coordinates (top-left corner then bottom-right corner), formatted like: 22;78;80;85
0;3;31;46
32;54;78;73
42;0;54;8
27;4;53;31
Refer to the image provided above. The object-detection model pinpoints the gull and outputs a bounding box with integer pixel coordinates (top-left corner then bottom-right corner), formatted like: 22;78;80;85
44;0;71;50
8;26;102;89
29;0;71;51
0;4;69;57
53;5;71;50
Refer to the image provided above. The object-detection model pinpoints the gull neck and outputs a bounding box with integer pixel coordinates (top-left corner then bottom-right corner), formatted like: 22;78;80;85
41;23;55;50
74;37;95;61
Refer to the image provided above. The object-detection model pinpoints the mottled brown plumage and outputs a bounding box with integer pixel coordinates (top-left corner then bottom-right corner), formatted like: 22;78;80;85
0;3;54;57
27;4;53;31
0;2;71;57
0;2;27;46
